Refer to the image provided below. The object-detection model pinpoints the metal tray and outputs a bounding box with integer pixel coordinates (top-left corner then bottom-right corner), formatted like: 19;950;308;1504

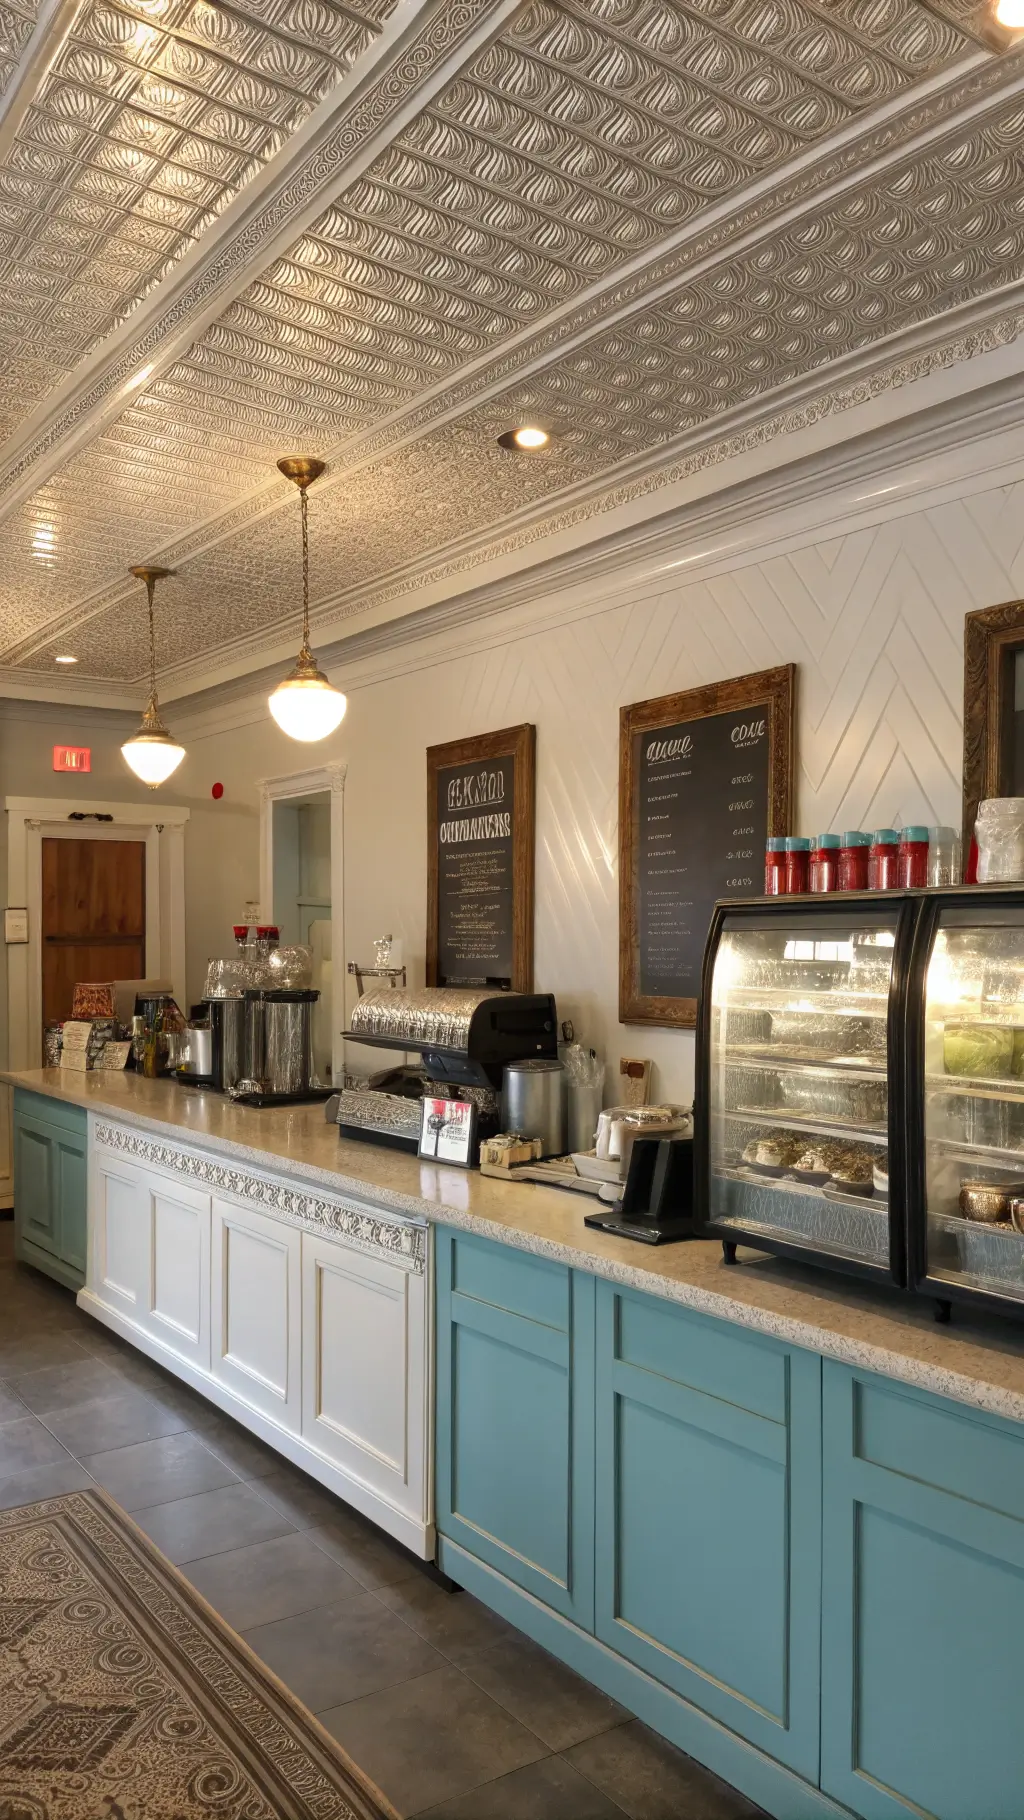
715;1170;889;1262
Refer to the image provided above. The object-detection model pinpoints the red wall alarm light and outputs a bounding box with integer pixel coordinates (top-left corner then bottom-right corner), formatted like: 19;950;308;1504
211;782;224;799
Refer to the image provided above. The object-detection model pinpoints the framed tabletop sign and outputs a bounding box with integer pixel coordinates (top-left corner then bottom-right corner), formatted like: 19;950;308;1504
619;664;794;1027
427;723;535;993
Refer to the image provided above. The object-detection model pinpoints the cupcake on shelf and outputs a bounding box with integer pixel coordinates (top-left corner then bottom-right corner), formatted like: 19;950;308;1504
791;1146;831;1186
831;1151;874;1197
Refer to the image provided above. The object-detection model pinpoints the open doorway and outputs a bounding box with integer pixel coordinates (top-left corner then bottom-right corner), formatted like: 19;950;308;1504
272;791;332;1085
41;837;146;1028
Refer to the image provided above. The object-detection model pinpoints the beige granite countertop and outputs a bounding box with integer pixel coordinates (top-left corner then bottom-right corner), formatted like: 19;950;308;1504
8;1067;1024;1425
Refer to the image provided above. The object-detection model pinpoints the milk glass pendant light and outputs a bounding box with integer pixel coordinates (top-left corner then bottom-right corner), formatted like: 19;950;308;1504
121;565;185;788
996;0;1024;26
268;456;347;742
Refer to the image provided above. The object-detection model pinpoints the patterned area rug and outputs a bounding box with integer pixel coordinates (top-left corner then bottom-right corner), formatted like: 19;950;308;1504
0;1490;400;1820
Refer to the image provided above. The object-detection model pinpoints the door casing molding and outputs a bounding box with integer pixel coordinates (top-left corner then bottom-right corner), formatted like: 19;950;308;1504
259;764;346;1085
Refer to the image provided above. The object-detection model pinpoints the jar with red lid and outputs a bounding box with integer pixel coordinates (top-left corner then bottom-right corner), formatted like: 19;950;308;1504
868;829;898;891
808;834;839;894
784;836;810;895
898;825;929;888
838;830;869;892
764;836;787;895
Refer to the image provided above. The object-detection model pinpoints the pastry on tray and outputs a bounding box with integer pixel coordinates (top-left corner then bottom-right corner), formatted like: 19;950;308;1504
791;1146;832;1186
831;1152;874;1197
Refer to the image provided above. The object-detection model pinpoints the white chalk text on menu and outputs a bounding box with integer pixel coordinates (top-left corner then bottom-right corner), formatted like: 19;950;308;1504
619;668;794;1027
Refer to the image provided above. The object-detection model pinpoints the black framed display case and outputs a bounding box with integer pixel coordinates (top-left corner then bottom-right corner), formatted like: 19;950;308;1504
906;886;1024;1323
694;893;919;1287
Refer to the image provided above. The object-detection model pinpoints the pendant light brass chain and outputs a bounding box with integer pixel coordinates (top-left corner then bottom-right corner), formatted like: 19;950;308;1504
146;573;157;705
301;483;311;654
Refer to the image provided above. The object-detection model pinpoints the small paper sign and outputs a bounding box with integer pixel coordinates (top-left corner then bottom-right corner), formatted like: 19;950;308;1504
100;1042;132;1071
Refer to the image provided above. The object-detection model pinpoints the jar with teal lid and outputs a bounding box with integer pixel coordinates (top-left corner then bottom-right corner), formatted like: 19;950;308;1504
899;826;929;889
809;833;839;894
869;829;898;891
838;831;869;892
783;836;810;896
764;836;786;896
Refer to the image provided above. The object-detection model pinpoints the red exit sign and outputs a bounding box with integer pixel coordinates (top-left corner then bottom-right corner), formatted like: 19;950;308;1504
53;745;91;773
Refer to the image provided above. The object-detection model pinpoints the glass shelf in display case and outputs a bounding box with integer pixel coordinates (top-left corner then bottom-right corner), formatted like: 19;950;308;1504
695;895;917;1284
910;892;1024;1320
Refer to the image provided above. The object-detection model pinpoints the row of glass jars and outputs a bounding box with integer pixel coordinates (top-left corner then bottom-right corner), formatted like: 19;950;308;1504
765;827;961;896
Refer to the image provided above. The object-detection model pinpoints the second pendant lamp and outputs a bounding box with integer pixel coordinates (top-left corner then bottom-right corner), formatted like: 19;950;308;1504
269;457;347;742
121;565;185;788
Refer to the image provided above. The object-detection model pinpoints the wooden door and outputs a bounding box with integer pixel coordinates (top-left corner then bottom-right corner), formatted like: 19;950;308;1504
41;837;146;1025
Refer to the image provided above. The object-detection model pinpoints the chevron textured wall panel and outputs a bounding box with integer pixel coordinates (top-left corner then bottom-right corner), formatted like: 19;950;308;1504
182;481;1022;1103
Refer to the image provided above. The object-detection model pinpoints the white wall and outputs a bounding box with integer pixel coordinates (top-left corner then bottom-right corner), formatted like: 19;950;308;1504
170;471;1024;1107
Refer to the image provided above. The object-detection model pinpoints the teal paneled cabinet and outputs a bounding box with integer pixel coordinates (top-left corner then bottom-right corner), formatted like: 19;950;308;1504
14;1090;88;1291
594;1281;821;1783
435;1229;595;1626
436;1225;1024;1820
821;1364;1024;1820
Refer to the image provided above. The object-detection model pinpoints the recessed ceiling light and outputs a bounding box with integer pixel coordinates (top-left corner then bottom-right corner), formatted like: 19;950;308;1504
54;654;78;665
996;0;1024;24
498;425;551;452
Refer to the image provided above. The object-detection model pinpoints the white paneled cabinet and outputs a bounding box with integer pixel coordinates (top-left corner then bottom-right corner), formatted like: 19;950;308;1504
302;1230;426;1519
82;1120;432;1557
211;1196;302;1433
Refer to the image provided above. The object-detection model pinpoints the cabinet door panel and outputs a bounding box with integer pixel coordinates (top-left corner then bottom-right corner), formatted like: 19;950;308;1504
54;1133;87;1277
301;1232;426;1519
145;1179;210;1368
822;1364;1024;1820
211;1198;301;1432
90;1156;151;1318
595;1282;821;1783
16;1118;56;1256
435;1229;595;1629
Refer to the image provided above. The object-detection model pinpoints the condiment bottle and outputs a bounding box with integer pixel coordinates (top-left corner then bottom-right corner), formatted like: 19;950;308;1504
868;829;898;891
928;826;961;887
808;833;839;893
783;836;810;895
764;836;786;895
898;825;929;888
838;830;869;892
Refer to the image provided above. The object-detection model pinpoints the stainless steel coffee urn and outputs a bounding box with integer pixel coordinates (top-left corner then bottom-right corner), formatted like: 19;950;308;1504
501;1058;567;1157
206;997;247;1092
245;989;319;1096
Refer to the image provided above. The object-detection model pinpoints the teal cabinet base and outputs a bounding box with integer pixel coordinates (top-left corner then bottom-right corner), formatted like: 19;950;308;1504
13;1231;86;1294
439;1536;853;1820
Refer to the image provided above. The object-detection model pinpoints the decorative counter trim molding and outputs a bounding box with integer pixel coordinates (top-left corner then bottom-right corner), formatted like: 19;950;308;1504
93;1121;425;1272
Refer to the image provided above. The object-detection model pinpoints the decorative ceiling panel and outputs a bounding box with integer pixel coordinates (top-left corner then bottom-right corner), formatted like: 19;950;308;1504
0;0;1021;686
0;0;398;437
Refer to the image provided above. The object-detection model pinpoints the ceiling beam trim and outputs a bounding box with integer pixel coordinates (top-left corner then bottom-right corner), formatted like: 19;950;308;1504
0;0;526;522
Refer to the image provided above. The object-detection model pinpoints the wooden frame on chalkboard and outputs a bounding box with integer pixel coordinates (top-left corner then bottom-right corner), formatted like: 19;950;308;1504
619;665;794;1028
427;723;535;993
962;598;1024;855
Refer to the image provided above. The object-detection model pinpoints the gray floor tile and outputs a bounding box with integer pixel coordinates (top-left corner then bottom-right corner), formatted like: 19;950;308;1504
82;1430;241;1511
42;1389;190;1457
305;1510;421;1591
0;1415;74;1477
411;1754;627;1819
319;1664;550;1817
134;1480;297;1564
376;1577;514;1665
0;1458;98;1509
185;1528;363;1630
460;1632;629;1753
244;1590;444;1713
186;1409;284;1479
0;1382;27;1426
565;1722;767;1820
0;1331;93;1376
248;1461;354;1529
14;1356;130;1414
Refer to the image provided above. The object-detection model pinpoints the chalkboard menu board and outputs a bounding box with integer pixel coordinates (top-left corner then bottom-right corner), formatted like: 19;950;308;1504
427;725;535;993
619;667;794;1027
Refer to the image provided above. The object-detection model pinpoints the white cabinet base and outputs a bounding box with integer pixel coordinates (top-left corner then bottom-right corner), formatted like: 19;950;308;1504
83;1119;433;1560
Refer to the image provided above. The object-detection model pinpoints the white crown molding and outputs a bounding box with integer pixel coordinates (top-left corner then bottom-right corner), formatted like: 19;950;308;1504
165;345;1024;737
0;0;524;522
4;37;1021;672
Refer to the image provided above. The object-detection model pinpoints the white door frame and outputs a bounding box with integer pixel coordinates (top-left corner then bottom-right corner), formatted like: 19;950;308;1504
5;794;190;1074
259;763;346;1085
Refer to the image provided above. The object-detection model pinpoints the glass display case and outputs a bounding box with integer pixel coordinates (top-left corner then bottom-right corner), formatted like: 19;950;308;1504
909;892;1024;1319
695;896;917;1283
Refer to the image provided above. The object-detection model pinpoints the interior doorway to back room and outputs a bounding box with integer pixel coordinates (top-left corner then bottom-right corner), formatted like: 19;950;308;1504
41;837;146;1029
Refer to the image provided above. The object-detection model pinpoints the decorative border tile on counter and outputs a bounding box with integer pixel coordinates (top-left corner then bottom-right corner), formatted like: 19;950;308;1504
94;1123;426;1272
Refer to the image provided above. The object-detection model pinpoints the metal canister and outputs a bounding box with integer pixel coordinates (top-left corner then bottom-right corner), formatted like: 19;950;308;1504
501;1059;567;1157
